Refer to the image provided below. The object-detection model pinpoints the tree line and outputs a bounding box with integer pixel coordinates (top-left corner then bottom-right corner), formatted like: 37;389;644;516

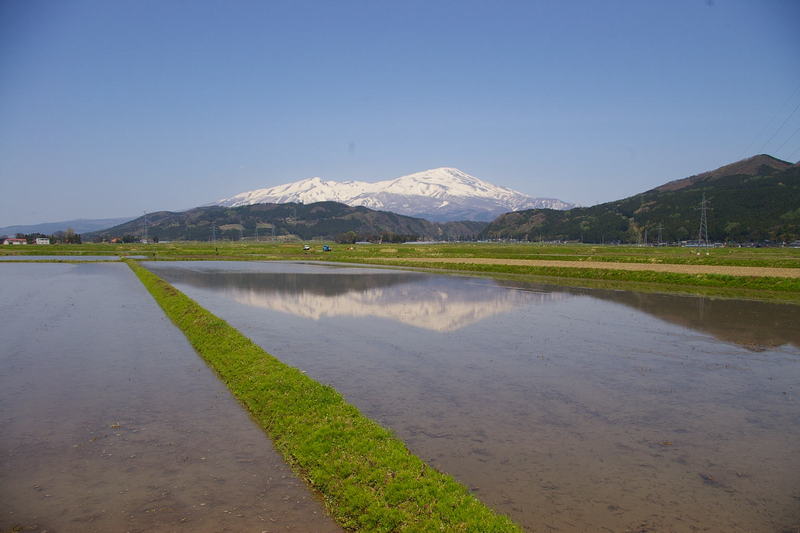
4;228;82;244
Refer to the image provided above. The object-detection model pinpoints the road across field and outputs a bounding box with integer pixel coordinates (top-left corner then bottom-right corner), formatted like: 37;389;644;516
372;257;800;278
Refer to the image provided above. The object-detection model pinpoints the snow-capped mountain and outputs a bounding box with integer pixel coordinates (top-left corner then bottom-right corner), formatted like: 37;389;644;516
215;167;573;222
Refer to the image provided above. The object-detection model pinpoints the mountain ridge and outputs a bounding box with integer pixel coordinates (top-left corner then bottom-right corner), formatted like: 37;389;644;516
87;201;487;242
483;155;800;243
653;154;794;193
0;217;135;236
215;167;573;222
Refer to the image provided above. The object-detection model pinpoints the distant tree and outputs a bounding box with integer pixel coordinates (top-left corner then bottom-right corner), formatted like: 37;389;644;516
22;232;49;244
63;227;81;244
335;231;358;244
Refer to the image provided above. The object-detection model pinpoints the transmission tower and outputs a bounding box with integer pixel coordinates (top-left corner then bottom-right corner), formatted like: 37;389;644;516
656;223;663;245
697;194;710;247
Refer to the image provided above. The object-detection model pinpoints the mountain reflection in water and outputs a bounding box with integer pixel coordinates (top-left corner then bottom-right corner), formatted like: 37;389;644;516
153;263;800;350
164;269;564;332
144;262;800;531
598;290;799;351
513;280;799;352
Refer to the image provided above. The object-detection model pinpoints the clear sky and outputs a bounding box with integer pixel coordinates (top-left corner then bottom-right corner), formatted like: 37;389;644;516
1;0;799;226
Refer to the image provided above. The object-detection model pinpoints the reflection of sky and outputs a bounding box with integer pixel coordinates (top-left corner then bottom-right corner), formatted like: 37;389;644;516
226;282;566;332
146;262;569;332
147;262;800;349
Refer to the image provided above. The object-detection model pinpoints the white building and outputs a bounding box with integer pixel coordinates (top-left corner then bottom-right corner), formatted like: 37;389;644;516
35;237;50;245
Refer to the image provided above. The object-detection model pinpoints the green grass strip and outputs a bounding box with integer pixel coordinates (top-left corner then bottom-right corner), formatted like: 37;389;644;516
125;260;520;532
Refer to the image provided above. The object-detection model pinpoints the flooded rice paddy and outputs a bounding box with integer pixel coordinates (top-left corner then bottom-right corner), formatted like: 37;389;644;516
146;260;800;532
0;255;144;261
0;263;340;532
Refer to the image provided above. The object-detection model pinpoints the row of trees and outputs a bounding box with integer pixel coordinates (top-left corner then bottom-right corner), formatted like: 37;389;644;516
5;229;82;244
335;230;420;244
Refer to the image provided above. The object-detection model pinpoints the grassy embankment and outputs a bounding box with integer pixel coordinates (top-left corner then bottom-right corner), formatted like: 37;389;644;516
126;260;520;532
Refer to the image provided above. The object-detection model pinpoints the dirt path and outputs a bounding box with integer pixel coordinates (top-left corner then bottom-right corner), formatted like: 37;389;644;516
374;257;800;278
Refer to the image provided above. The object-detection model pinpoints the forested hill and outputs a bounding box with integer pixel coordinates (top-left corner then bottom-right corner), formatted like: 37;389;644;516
482;155;800;243
86;201;487;242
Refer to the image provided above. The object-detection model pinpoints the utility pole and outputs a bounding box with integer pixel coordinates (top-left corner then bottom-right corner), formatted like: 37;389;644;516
211;222;217;243
143;211;148;243
657;223;663;245
643;227;648;247
697;194;709;246
255;226;259;242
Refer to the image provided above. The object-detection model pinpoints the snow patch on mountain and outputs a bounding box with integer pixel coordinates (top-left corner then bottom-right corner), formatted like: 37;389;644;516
216;167;573;221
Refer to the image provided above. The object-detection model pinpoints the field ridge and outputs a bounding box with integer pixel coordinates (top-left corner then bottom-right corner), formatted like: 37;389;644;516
125;260;520;532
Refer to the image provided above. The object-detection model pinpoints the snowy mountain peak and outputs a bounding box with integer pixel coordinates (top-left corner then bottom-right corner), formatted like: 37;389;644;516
215;168;573;222
385;167;522;198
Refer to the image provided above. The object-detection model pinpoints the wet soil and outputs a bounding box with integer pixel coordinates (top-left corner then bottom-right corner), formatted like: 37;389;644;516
148;261;800;532
0;263;340;532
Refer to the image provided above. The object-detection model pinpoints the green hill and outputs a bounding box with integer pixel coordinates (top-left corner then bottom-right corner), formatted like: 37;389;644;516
483;155;800;243
87;201;487;243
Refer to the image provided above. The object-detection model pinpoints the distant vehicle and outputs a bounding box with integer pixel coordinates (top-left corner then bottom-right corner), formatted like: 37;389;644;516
303;244;310;250
322;245;331;252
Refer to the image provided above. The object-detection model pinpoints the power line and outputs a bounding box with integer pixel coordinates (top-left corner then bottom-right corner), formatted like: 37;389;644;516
790;143;800;161
744;82;800;155
774;123;800;155
759;98;800;153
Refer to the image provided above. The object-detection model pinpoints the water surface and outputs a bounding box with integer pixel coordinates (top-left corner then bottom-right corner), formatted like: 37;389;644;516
0;263;340;532
147;261;800;532
0;255;144;261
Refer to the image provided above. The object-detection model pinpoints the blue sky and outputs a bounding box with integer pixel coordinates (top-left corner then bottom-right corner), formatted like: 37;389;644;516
1;0;799;226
